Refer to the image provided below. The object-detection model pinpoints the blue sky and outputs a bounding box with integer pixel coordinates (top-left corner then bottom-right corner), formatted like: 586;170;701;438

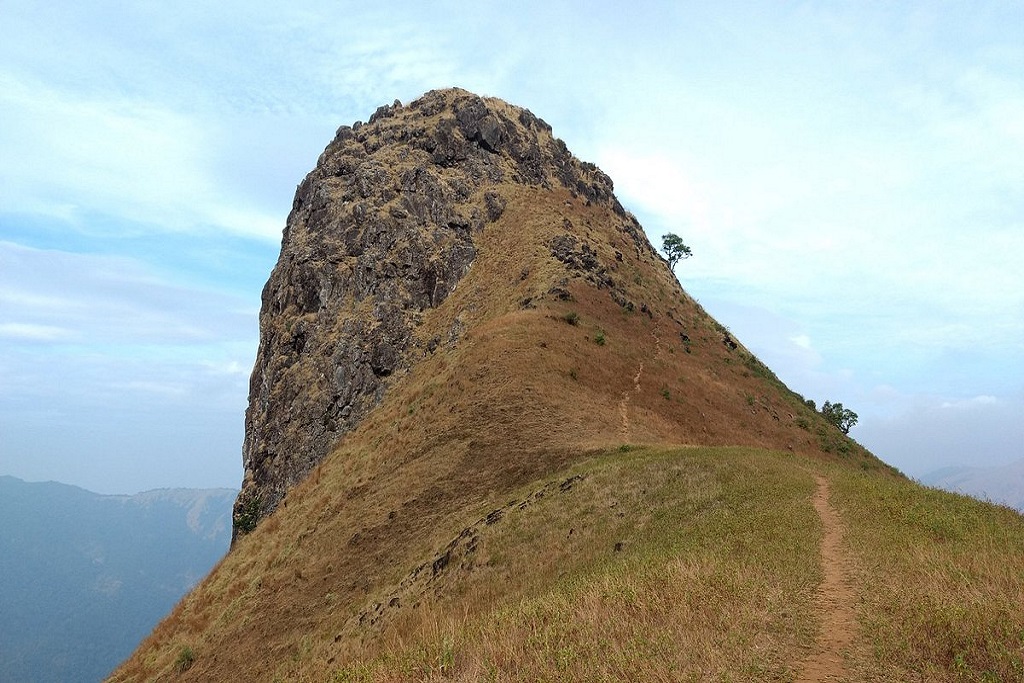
1;1;1021;493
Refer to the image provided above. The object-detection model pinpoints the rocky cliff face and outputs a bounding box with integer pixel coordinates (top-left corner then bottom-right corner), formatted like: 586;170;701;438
234;88;642;537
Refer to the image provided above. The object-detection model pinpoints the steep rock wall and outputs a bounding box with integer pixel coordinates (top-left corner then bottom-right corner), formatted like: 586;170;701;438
234;88;629;537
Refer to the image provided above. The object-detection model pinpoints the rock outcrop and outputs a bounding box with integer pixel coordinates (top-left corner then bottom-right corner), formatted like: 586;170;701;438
234;88;643;537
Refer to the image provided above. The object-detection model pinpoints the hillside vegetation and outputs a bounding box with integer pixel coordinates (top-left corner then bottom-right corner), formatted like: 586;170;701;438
326;450;1024;682
110;89;1024;682
111;447;1024;682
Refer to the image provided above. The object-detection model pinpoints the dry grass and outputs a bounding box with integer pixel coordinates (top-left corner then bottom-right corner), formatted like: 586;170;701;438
828;466;1024;681
111;149;889;682
287;447;822;682
111;439;1024;682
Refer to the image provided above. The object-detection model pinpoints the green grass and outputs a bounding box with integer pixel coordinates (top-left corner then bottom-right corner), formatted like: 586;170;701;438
173;646;195;674
316;450;1024;682
829;466;1024;681
146;445;1024;683
321;447;822;681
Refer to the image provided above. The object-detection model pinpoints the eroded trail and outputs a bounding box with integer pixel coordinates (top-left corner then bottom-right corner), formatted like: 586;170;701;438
619;331;661;439
617;361;643;438
796;475;858;683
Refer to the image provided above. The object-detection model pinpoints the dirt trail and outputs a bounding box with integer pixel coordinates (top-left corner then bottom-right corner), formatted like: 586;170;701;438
618;361;643;438
618;331;661;439
796;475;858;683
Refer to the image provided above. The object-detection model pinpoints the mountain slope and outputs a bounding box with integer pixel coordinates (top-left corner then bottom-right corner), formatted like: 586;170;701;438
0;477;233;683
112;445;1024;682
110;89;1023;682
231;88;870;538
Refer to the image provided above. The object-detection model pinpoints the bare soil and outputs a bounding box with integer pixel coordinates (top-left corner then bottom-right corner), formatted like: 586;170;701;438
796;475;859;682
618;360;643;439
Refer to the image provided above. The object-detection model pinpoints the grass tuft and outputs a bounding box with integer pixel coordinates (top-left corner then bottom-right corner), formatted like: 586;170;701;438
174;646;195;674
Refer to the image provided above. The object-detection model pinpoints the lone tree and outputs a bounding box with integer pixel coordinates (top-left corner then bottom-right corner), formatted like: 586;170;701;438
662;233;692;270
821;401;858;435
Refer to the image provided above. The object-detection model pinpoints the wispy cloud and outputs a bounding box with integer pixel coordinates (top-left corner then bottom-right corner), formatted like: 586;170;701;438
0;239;256;492
0;323;74;341
0;241;254;344
0;72;285;240
857;393;1024;477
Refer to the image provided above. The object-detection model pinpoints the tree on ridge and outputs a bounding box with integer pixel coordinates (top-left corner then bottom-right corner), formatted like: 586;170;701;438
662;233;692;270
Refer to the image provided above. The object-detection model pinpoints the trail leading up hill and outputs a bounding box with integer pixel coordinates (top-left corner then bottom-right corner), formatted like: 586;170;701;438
797;475;858;682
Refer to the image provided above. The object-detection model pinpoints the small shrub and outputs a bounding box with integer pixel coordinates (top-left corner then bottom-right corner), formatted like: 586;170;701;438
594;332;606;346
436;636;455;675
234;493;263;536
661;388;671;400
175;646;195;674
569;368;578;381
562;311;580;326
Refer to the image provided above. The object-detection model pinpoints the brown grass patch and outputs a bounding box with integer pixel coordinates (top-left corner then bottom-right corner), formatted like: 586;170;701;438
288;447;821;682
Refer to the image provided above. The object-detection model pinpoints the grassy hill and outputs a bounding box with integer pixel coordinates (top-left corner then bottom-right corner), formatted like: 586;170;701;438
110;90;1024;682
110;446;1024;681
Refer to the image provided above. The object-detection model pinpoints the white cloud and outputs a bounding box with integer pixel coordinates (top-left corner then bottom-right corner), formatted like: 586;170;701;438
789;334;812;350
113;380;189;398
0;71;285;240
0;241;253;344
0;239;257;492
903;65;1024;184
596;148;713;232
0;323;74;341
941;395;999;409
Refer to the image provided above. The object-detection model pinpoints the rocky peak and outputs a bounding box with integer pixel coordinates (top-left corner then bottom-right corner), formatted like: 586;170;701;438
234;88;639;538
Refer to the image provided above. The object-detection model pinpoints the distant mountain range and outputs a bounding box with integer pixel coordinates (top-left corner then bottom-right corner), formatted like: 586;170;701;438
0;475;234;683
922;460;1024;512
